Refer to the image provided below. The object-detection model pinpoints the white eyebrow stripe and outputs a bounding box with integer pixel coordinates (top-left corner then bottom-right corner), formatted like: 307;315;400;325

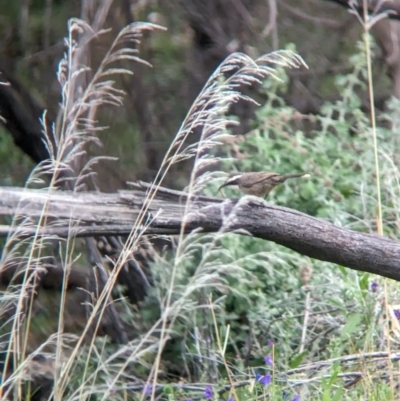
227;175;242;182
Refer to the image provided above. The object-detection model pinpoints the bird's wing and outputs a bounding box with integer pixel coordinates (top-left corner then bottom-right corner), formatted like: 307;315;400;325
240;172;280;188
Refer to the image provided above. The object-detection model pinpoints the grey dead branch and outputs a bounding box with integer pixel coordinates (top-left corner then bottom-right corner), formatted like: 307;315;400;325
0;181;400;282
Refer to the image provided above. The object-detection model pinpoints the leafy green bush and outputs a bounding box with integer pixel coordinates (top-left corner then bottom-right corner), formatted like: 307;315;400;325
137;40;400;399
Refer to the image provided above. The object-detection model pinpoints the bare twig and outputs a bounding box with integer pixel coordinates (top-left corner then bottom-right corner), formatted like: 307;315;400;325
299;291;311;354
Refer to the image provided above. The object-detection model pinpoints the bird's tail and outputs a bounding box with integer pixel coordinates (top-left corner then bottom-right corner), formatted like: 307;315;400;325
280;173;310;181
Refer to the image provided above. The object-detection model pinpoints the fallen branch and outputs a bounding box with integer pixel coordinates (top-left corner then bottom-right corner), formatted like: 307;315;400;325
1;183;400;281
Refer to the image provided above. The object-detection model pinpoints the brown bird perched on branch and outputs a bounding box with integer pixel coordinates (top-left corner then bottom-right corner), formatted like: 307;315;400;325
218;171;310;198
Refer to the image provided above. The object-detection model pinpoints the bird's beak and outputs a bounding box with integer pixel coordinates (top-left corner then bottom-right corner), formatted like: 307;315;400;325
217;175;241;194
217;182;228;193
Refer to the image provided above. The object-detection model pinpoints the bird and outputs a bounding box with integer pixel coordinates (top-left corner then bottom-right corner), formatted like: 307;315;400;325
218;171;309;198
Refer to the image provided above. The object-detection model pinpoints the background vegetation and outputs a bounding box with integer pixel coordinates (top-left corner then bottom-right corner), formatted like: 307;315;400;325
1;1;400;401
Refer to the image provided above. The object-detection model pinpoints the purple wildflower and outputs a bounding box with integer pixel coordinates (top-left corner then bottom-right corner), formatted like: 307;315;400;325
291;395;300;401
204;385;214;399
259;374;272;386
371;282;378;292
394;309;400;319
143;384;152;395
227;398;234;401
267;339;274;347
255;373;261;381
264;355;273;366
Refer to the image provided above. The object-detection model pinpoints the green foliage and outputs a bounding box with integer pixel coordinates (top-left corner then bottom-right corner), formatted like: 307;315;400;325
138;39;400;398
204;42;375;367
321;363;343;401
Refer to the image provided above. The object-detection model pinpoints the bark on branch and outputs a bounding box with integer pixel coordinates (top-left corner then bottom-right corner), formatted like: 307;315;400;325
0;182;399;281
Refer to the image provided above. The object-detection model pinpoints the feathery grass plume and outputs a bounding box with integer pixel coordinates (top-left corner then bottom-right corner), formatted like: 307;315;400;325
48;19;163;188
67;50;307;401
0;19;164;401
139;50;307;396
48;21;168;400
